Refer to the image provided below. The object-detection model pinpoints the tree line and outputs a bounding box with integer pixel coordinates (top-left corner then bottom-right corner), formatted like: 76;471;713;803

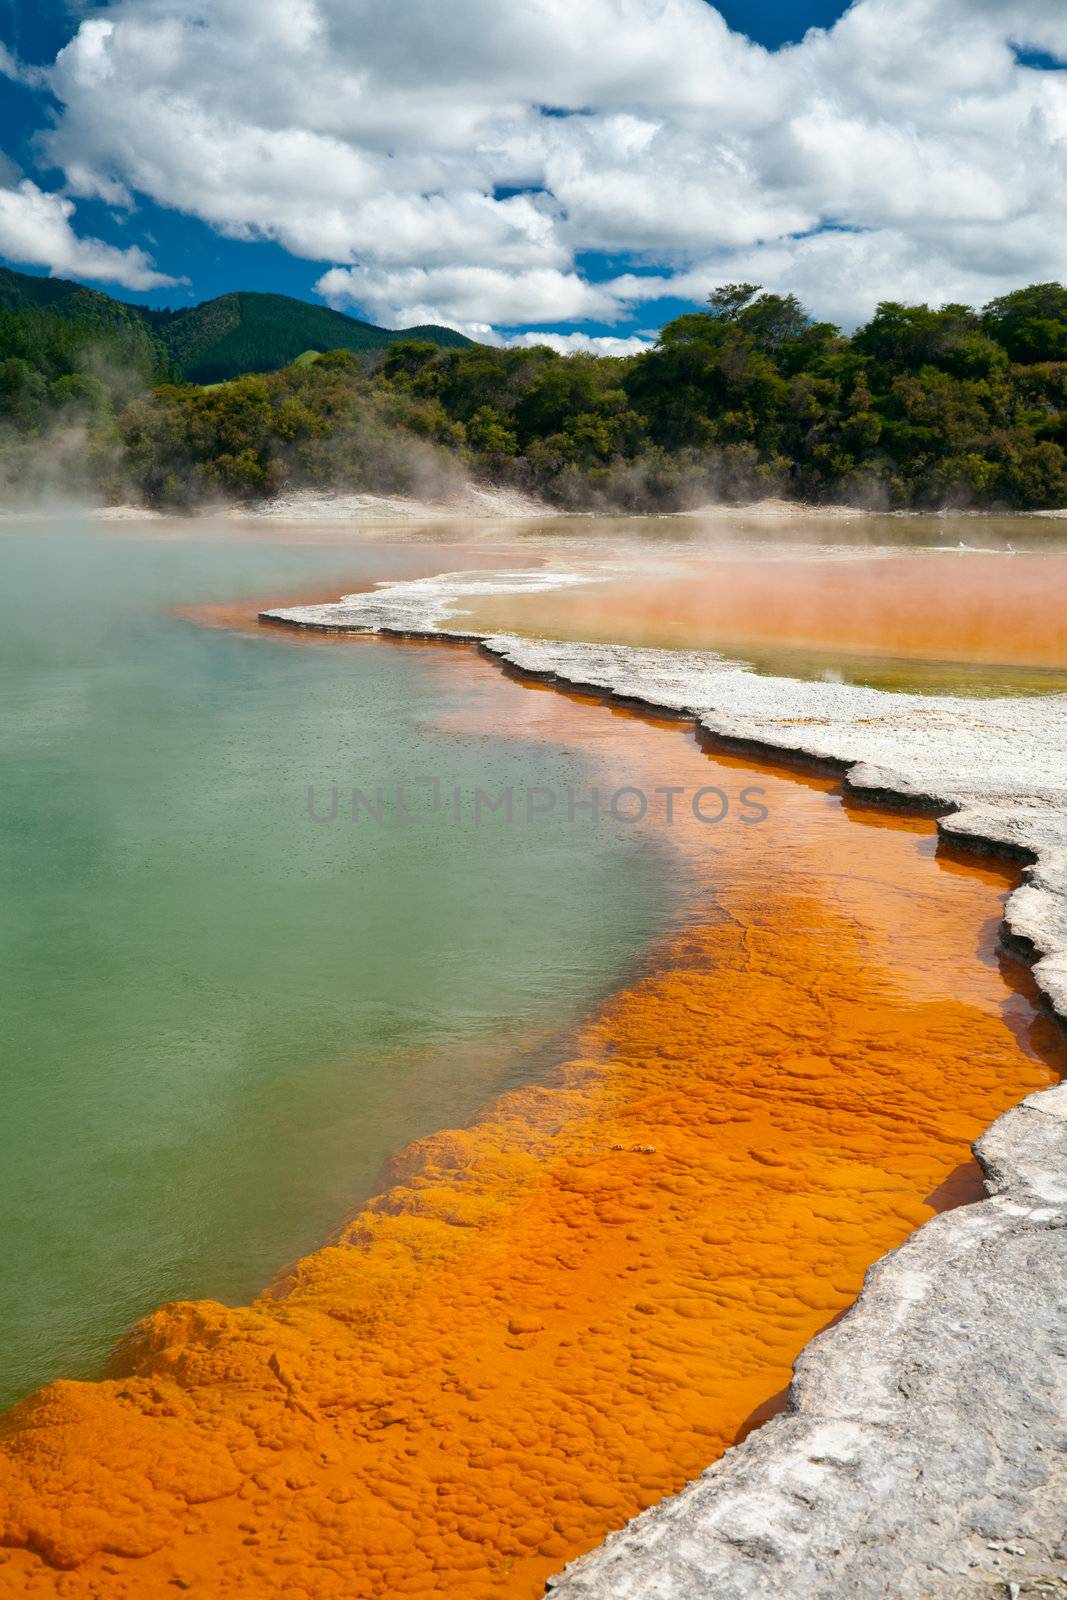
3;281;1067;510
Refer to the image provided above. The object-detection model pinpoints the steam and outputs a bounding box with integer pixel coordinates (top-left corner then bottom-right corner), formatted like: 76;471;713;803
0;330;154;507
0;419;101;503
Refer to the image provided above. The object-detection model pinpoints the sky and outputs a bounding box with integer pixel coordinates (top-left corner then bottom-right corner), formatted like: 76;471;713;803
0;0;1065;351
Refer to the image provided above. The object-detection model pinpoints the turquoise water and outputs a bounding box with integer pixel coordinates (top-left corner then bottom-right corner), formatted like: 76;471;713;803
0;521;678;1407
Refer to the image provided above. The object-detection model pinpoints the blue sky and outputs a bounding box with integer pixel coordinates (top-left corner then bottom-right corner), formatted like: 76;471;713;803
0;1;1064;345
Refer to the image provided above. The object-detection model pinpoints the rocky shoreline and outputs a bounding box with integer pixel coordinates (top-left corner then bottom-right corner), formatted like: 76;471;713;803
261;570;1067;1599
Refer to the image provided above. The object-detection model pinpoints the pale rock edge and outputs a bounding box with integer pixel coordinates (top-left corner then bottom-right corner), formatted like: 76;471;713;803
260;572;1067;1599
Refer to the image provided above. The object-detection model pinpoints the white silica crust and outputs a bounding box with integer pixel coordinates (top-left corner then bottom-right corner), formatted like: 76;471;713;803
226;485;559;522
262;570;1067;1600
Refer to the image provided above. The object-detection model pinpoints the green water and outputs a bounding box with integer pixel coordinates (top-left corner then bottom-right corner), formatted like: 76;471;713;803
0;520;678;1407
730;640;1067;698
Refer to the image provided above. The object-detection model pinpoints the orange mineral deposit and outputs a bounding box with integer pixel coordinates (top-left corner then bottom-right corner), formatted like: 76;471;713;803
0;641;1061;1600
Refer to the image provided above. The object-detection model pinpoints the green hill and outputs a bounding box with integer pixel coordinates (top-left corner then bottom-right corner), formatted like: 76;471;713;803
0;267;153;335
144;291;473;383
0;268;474;383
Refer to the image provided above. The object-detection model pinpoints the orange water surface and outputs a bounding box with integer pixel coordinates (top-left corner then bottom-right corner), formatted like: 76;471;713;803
0;640;1062;1600
458;551;1067;673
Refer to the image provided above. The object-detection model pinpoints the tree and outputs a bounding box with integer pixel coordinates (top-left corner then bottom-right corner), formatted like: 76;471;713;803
625;309;786;450
983;283;1067;364
707;284;761;321
0;357;47;429
706;284;812;352
466;405;518;455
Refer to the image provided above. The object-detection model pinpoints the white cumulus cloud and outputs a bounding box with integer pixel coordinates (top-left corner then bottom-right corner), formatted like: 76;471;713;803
0;179;177;290
7;0;1067;331
503;331;655;356
316;264;619;335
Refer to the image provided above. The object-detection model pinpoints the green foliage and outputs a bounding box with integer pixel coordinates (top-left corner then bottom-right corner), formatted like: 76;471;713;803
624;312;786;449
49;372;112;421
512;354;628;443
707;284;813;353
854;301;1007;379
982;283;1067;364
0;267;167;355
0;357;47;429
381;340;442;384
0;305;160;391
465;405;518;456
0;305;162;468
2;267;1067;512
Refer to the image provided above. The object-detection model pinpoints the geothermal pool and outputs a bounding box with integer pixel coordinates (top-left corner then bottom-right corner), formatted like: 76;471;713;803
1;512;1065;1600
0;519;686;1406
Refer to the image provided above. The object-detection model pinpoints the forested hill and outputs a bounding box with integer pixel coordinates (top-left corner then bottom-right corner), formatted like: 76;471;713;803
0;268;473;382
144;292;473;383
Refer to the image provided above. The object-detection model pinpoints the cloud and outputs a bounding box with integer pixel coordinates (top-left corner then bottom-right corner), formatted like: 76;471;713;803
316;264;618;334
18;0;1067;330
0;180;178;290
503;331;655;356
